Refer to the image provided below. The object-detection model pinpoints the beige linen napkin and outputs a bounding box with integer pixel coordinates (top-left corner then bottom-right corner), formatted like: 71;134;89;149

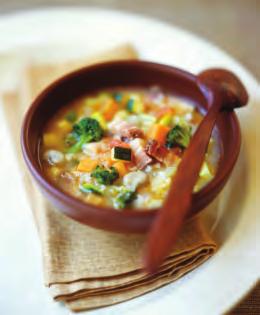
1;44;217;312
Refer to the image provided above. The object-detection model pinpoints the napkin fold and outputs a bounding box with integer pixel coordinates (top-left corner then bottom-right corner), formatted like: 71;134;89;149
1;44;217;312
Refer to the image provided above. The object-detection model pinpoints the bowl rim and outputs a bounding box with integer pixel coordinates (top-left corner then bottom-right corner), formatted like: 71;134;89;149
21;60;241;230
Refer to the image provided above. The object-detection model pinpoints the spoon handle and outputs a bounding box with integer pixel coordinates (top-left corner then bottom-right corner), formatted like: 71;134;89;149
144;92;222;273
144;68;248;273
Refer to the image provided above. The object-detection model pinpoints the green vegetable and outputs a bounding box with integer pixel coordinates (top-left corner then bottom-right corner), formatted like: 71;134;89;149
91;112;107;130
113;92;123;102
65;133;77;147
126;96;144;114
65;111;77;123
112;147;132;161
91;166;119;185
114;188;136;209
126;99;135;112
165;124;191;149
66;117;103;153
80;183;103;195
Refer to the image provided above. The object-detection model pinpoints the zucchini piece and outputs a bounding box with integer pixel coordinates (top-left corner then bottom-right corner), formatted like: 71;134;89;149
113;92;123;102
111;147;132;161
126;97;144;114
126;99;135;112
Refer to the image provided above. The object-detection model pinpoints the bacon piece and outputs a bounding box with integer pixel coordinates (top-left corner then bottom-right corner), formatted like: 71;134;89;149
145;139;168;162
129;138;152;170
109;120;143;139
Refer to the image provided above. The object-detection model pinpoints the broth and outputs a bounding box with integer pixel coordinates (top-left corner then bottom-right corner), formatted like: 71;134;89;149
41;87;220;209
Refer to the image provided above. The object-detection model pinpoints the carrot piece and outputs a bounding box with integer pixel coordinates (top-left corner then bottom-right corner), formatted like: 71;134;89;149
102;101;119;121
149;124;170;144
113;161;127;177
77;158;98;172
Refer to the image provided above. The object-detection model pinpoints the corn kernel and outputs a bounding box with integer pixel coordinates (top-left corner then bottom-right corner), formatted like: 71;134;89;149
57;120;72;133
86;194;103;205
43;133;59;147
50;166;61;177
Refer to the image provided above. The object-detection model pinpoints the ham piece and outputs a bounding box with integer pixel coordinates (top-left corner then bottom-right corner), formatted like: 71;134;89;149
109;120;143;139
145;139;168;163
129;138;152;169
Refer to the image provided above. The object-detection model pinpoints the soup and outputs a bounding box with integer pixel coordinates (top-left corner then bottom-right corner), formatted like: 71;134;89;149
41;87;219;209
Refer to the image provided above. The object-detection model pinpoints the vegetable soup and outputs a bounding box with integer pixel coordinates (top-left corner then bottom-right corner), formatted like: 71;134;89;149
41;87;220;209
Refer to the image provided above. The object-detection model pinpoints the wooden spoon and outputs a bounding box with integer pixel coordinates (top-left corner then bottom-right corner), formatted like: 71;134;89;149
144;69;248;273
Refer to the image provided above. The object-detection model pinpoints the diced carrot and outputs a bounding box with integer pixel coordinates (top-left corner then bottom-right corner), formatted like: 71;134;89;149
102;100;119;120
149;124;170;144
77;158;98;172
113;161;128;177
109;139;130;149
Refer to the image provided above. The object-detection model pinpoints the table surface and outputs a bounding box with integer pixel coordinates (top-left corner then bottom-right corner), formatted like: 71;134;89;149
0;0;259;80
0;1;258;314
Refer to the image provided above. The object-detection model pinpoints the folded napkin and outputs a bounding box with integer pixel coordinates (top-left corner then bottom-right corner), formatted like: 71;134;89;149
1;44;217;312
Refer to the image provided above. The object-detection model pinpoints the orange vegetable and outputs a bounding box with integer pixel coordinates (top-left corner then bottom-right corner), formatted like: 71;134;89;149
102;157;114;167
77;158;98;172
155;107;173;119
102;101;119;120
149;124;170;144
113;161;127;177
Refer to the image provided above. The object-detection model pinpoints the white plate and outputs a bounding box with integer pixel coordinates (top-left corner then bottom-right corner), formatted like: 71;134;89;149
0;8;259;315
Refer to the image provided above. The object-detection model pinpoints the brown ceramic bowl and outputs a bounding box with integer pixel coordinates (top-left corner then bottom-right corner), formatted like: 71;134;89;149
21;61;242;233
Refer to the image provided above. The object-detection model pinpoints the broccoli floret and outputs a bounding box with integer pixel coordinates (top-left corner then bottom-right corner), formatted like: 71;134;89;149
114;188;136;209
66;117;103;153
91;166;119;185
165;124;191;149
79;183;103;195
